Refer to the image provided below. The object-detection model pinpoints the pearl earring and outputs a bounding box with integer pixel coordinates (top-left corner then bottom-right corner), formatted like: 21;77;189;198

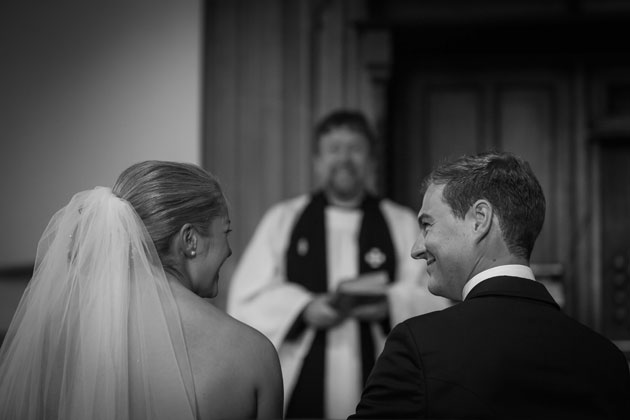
190;250;196;257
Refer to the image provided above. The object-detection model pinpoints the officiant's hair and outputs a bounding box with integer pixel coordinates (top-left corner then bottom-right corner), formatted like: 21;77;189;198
112;160;227;260
313;109;376;153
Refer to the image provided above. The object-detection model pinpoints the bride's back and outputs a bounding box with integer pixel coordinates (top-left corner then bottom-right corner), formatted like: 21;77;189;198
170;281;282;419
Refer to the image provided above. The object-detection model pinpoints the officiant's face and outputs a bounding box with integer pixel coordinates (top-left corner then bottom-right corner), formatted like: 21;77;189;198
315;127;372;201
194;213;232;298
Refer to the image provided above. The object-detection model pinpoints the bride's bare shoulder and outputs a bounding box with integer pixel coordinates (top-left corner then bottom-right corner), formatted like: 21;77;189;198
177;290;271;352
171;285;281;418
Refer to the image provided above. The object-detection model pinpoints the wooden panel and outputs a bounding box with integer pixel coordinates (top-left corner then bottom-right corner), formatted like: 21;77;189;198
600;141;630;340
203;0;314;308
282;0;315;198
313;0;373;117
375;0;568;24
427;87;481;165
315;0;346;114
389;75;425;209
390;79;483;210
498;86;557;263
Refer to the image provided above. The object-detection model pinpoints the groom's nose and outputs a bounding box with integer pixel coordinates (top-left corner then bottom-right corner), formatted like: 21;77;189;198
411;234;427;260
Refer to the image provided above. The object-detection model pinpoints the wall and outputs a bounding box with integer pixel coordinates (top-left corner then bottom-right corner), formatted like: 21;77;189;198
0;0;202;332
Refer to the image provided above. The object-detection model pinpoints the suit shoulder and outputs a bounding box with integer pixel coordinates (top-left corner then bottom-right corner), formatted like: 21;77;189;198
560;312;629;360
402;302;463;330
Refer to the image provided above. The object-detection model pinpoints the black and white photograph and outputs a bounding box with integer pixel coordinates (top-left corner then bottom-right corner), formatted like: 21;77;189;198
1;1;630;418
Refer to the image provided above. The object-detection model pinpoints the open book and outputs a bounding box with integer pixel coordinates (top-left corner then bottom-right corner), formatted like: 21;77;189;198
330;271;389;314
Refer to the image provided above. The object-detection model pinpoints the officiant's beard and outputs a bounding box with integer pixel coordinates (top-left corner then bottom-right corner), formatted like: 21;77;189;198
325;162;366;202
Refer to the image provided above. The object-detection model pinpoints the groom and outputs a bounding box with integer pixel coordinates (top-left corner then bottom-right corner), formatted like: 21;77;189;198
350;151;630;419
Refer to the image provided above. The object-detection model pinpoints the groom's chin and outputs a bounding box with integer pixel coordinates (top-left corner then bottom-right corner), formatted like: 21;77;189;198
427;278;447;299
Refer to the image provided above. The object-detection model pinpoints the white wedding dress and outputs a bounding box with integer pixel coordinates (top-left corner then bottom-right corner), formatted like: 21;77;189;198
0;187;198;419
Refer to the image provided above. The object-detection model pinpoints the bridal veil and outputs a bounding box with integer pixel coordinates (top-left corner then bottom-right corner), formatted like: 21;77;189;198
0;187;198;419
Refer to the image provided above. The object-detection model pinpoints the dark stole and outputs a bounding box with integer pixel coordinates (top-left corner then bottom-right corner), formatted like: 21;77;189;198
284;191;396;418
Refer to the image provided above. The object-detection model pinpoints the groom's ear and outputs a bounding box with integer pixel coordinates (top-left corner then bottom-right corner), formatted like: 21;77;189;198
179;223;198;258
469;199;493;242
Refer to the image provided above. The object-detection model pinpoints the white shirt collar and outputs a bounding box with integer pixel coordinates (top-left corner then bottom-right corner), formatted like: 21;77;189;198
462;264;535;300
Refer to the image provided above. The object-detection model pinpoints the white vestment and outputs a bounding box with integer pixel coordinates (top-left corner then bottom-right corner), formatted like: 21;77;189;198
227;194;450;418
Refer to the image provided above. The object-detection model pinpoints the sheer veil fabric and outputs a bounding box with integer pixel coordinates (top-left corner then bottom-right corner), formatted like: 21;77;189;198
0;187;198;419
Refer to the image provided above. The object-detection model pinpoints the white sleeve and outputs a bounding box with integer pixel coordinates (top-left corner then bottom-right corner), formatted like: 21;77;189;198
381;200;452;325
226;197;319;404
226;198;314;348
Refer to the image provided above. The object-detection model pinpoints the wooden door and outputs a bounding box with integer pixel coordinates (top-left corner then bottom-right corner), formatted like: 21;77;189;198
599;140;630;340
389;61;571;305
590;68;630;347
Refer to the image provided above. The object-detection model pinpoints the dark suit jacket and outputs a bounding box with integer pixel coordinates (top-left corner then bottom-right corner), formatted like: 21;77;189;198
350;276;630;419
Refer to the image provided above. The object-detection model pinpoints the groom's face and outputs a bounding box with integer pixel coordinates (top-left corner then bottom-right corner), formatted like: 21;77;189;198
412;183;473;301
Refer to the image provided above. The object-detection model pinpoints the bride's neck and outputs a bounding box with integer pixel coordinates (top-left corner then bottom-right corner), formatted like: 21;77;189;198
164;267;193;291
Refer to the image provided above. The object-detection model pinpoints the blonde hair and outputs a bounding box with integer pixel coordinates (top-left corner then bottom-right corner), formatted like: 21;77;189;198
112;160;227;265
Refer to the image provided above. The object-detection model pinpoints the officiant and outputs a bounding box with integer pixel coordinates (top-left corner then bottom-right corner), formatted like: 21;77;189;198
227;109;450;419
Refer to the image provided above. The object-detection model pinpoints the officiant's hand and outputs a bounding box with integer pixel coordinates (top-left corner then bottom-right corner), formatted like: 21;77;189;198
348;300;389;322
303;294;344;329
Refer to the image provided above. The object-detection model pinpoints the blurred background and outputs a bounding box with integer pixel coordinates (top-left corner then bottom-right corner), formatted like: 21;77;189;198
1;0;630;360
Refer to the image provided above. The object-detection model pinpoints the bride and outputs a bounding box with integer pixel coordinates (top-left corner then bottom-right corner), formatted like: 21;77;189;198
0;161;283;419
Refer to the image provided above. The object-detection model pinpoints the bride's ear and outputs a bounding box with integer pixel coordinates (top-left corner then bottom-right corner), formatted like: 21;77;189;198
179;223;198;258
